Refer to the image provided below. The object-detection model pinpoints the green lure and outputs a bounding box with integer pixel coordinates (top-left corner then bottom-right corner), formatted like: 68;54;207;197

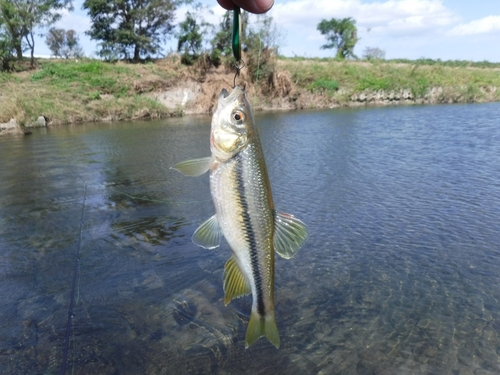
232;6;242;63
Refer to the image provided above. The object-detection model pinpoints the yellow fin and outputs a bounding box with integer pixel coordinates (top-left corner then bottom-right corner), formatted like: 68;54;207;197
245;310;280;349
223;256;251;305
171;157;212;177
192;215;221;249
273;211;308;259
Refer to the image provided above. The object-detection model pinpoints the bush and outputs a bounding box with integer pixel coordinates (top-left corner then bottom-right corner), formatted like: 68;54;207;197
363;47;386;60
0;34;15;71
308;78;339;93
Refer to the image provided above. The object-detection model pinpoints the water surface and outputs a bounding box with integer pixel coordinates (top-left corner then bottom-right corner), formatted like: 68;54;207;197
1;103;500;374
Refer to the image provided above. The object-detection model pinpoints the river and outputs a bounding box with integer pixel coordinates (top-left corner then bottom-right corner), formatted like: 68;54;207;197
1;102;500;374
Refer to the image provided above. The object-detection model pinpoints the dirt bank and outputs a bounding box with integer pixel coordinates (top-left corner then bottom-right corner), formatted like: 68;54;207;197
1;57;499;134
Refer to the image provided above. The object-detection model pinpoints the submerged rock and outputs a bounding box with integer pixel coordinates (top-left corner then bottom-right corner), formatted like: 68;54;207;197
0;119;25;136
25;116;47;128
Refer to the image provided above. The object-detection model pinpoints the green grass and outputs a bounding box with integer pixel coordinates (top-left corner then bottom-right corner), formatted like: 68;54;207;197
30;60;132;98
308;78;339;94
0;72;10;83
279;56;500;69
1;56;500;126
0;58;183;124
280;58;500;100
388;58;500;69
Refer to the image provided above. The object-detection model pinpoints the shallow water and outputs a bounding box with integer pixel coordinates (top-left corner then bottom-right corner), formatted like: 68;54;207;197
1;103;500;374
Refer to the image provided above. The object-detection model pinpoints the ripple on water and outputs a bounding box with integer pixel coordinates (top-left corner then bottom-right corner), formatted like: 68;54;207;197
1;105;500;374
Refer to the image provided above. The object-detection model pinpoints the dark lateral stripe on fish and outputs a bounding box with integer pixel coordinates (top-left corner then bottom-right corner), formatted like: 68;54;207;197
235;153;266;317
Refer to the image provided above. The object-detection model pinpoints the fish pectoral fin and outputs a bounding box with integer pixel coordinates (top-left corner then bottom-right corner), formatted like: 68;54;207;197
223;256;251;306
192;215;222;249
246;310;280;349
170;157;213;177
273;211;309;259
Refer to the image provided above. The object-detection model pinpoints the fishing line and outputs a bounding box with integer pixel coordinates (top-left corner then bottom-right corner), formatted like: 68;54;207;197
61;181;87;375
109;188;211;205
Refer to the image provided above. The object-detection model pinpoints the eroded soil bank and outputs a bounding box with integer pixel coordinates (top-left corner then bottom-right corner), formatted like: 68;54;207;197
1;57;499;135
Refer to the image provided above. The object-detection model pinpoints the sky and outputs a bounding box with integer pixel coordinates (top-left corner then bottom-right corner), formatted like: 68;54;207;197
33;0;500;62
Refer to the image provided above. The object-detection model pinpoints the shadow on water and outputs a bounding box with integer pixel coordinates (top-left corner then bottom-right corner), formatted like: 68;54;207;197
1;105;500;374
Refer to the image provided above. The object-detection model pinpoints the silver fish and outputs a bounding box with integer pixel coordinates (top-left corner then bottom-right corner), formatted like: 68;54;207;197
172;86;308;348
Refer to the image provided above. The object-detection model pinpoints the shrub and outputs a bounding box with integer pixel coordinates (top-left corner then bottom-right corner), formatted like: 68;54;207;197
309;78;339;93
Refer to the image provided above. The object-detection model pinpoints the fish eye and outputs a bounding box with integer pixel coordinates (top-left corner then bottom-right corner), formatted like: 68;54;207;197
232;110;245;123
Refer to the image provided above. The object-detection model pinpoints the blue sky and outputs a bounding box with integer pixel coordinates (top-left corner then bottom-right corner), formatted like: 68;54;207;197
34;0;500;61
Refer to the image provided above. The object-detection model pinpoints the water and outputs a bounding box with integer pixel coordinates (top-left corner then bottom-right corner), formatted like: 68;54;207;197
1;103;500;374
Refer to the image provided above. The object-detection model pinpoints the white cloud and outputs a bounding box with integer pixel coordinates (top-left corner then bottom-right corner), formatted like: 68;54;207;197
270;0;458;38
30;0;500;62
54;9;92;34
449;15;500;36
175;4;227;27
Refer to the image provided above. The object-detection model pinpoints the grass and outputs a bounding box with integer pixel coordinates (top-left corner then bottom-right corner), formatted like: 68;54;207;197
280;56;500;69
0;58;183;124
308;78;339;94
279;57;500;102
1;56;500;125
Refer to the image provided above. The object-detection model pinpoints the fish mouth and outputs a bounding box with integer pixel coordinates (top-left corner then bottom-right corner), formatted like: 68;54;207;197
218;86;245;102
219;88;230;100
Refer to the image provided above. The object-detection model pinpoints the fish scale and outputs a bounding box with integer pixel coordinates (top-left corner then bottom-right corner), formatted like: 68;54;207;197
212;142;275;325
172;86;308;349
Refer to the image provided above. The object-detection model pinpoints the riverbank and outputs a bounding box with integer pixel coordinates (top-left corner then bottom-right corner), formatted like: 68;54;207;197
1;56;500;132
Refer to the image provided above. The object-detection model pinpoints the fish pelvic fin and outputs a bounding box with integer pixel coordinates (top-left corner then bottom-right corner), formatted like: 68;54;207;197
192;215;221;249
245;310;280;349
273;211;309;259
223;256;251;305
171;157;213;177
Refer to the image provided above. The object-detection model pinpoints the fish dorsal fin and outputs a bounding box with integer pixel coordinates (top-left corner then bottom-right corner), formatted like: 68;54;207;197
273;211;308;259
223;256;251;306
171;157;213;177
192;215;221;249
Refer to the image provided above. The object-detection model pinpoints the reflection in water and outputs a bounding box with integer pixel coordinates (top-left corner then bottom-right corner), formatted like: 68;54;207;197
112;216;188;246
1;104;500;374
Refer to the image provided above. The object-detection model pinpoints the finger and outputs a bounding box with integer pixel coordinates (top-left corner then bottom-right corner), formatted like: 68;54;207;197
217;0;274;14
217;0;236;11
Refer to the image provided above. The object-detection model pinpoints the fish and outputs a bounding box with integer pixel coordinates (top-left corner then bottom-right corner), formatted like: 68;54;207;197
172;86;308;349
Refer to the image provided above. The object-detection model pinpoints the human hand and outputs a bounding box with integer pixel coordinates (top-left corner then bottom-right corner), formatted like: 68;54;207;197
217;0;274;14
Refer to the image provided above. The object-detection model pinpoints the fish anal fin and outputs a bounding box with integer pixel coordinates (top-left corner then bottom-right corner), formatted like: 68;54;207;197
223;256;251;306
171;157;213;177
273;211;309;259
192;215;221;249
245;310;280;349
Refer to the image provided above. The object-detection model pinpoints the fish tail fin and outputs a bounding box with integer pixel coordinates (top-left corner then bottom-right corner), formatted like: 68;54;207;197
245;310;280;349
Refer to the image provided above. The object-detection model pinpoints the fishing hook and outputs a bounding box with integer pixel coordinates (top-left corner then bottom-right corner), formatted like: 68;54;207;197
233;59;246;88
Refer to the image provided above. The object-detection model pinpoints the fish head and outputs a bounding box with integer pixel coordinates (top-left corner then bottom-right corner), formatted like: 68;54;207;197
211;86;255;161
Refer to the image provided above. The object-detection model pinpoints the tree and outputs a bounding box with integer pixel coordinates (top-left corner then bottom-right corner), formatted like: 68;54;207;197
45;27;63;56
63;29;83;58
317;17;358;59
209;11;232;65
0;20;15;70
244;13;284;82
177;13;201;56
363;46;385;60
83;0;176;61
46;27;83;58
209;10;283;77
176;3;211;65
0;0;73;66
0;0;24;59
